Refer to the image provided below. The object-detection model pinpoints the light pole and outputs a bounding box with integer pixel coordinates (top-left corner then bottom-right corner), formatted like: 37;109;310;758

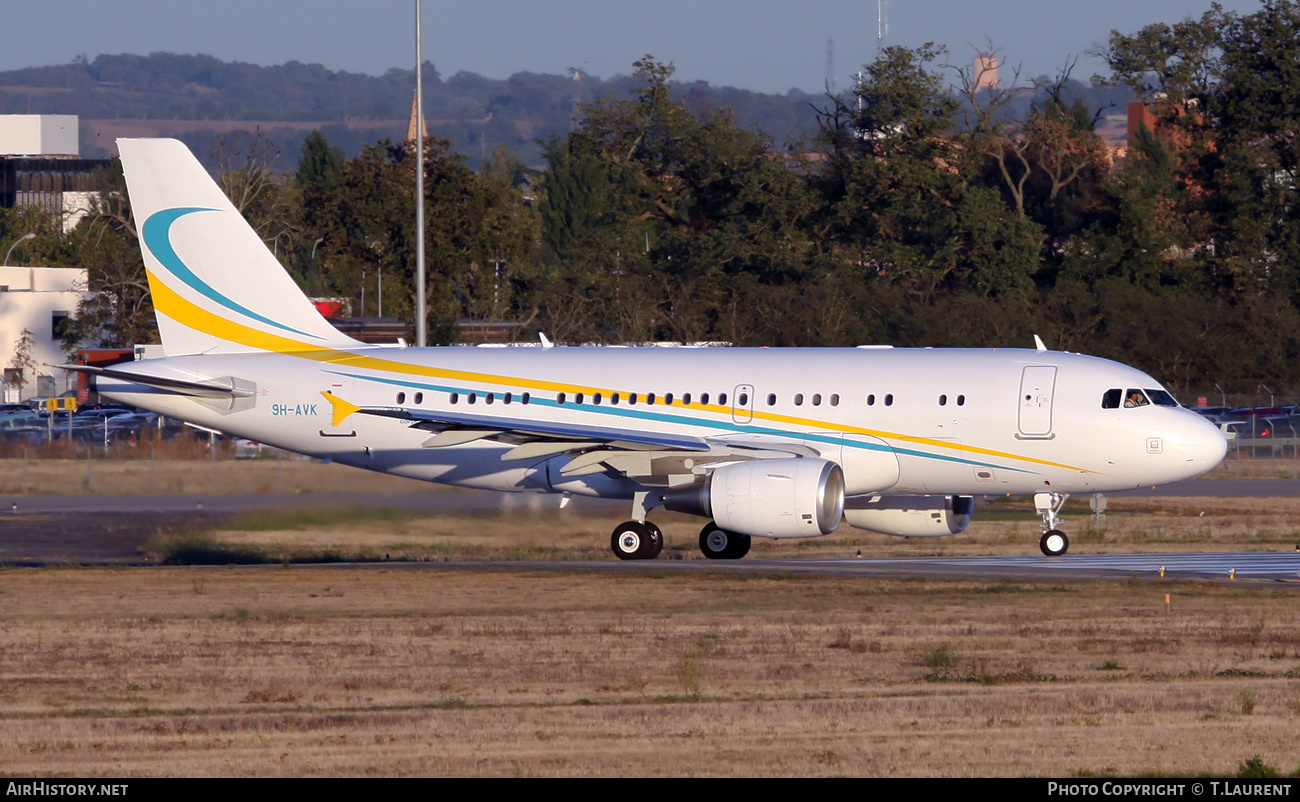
3;233;35;266
415;0;427;346
310;238;324;294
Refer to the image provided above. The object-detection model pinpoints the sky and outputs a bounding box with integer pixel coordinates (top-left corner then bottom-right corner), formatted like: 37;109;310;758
0;1;1270;94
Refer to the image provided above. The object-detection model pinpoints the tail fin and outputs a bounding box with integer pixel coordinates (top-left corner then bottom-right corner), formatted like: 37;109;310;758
118;138;362;355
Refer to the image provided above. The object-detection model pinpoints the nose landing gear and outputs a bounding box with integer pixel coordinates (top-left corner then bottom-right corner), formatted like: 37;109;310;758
1034;492;1070;556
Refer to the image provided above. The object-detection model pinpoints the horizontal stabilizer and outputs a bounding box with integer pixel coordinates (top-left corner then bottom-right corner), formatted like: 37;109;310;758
58;363;254;399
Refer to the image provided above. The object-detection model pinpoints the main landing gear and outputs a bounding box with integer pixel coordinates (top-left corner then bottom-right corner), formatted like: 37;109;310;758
609;491;753;561
607;519;753;560
1034;492;1070;556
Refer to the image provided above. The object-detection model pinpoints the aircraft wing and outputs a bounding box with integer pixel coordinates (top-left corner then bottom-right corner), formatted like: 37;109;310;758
356;406;713;453
350;405;825;481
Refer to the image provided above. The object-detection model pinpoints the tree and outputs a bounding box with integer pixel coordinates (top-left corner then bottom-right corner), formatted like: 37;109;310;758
6;328;36;398
315;137;537;342
538;56;823;343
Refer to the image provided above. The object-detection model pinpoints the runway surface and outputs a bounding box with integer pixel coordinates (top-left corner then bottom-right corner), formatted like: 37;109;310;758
2;479;1298;582
403;550;1300;584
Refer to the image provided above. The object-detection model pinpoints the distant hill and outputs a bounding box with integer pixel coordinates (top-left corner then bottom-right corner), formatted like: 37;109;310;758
0;53;829;170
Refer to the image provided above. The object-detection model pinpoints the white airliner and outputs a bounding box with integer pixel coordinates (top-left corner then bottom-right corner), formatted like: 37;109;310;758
77;139;1228;560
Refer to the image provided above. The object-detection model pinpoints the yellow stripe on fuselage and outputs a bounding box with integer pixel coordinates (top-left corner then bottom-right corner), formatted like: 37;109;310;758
150;270;1094;474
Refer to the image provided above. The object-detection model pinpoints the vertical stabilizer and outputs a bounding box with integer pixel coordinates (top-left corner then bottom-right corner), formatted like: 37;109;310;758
118;138;362;355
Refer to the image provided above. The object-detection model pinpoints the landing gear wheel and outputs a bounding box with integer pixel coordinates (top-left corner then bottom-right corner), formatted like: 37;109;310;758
699;522;752;560
611;521;659;560
1040;529;1069;557
644;521;664;559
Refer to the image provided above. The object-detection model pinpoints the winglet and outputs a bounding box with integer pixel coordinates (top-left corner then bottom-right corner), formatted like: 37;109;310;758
320;390;362;427
1033;334;1047;352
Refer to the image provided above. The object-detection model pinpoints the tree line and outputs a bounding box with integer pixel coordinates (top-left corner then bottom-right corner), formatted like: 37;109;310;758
4;0;1299;402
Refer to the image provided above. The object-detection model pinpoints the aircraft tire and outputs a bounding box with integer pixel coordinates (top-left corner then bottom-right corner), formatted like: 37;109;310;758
1040;529;1069;557
699;523;751;560
645;521;665;558
611;521;658;560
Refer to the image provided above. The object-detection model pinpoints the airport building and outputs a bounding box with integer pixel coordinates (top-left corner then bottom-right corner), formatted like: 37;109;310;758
0;114;110;233
0;265;94;402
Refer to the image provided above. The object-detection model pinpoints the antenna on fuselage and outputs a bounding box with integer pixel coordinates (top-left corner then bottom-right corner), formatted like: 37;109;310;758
1033;334;1047;352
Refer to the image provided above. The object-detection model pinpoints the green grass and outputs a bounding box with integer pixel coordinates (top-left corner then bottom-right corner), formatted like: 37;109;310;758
209;506;422;532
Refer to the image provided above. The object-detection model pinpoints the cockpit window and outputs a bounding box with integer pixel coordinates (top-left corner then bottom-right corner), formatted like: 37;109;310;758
1123;389;1150;408
1102;389;1122;409
1145;389;1178;407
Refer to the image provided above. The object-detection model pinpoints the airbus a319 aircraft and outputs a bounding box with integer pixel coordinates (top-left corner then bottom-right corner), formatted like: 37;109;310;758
77;139;1228;560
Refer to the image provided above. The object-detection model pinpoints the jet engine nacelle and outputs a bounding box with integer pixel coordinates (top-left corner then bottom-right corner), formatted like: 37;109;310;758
843;494;974;537
663;457;845;538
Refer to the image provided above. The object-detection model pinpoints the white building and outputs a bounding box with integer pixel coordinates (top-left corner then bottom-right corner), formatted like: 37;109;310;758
1;114;107;234
0;266;94;402
0;115;79;157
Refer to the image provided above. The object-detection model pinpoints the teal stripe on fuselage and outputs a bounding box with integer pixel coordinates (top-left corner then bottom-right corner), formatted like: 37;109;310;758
322;368;1035;475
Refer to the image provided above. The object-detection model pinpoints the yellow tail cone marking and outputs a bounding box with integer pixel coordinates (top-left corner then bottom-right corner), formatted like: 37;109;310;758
321;391;361;427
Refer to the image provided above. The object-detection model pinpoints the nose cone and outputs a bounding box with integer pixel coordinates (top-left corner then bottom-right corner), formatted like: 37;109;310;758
1170;412;1228;479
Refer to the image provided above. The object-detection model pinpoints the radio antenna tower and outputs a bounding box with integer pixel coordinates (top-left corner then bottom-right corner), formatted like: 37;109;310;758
877;0;889;52
826;36;837;93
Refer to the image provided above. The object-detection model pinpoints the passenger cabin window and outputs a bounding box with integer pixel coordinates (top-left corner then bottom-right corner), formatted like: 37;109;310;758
683;393;692;405
957;395;965;406
866;394;875;406
396;392;406;404
884;394;894;406
812;393;822;406
414;392;423;404
830;394;839;406
700;393;709;405
664;393;674;405
450;392;460;404
794;393;804;406
767;394;776;406
557;392;566;405
720;393;729;405
939;394;947;406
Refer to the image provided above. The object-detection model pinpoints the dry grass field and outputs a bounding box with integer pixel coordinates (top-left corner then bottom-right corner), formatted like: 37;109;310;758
0;568;1296;777
0;452;1297;776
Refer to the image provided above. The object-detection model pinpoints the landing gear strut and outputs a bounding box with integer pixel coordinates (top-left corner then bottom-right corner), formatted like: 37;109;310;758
1034;492;1070;556
699;522;751;560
